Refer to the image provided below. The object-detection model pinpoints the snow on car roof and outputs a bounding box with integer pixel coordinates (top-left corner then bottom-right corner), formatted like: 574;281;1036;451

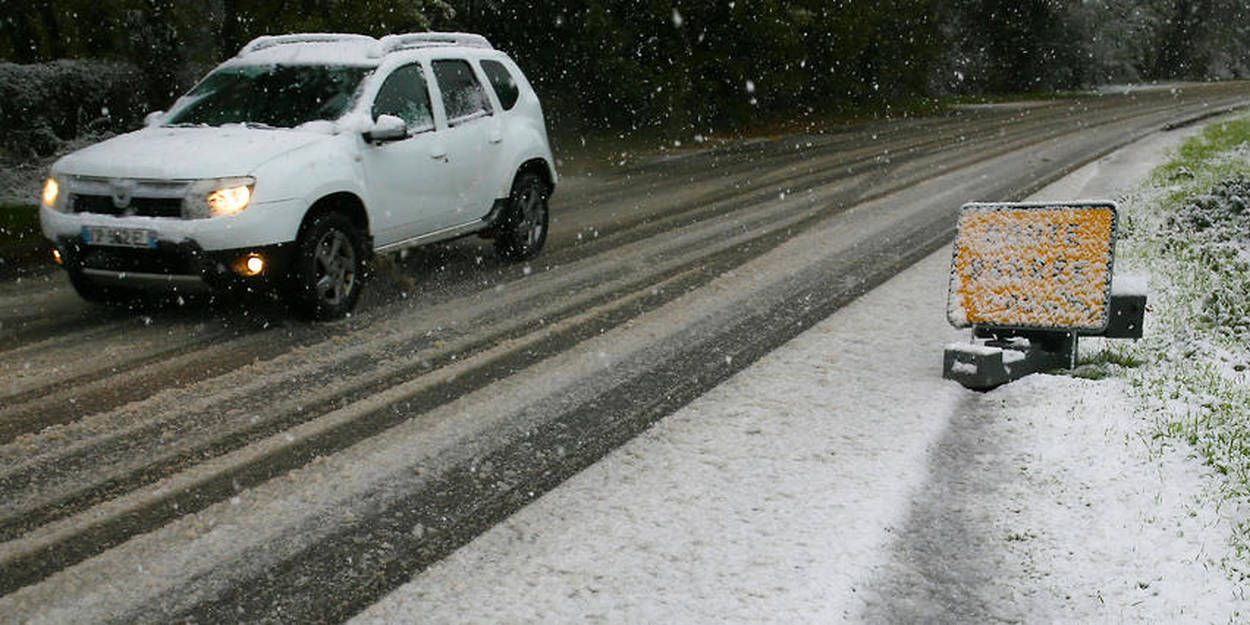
234;37;383;67
232;32;494;67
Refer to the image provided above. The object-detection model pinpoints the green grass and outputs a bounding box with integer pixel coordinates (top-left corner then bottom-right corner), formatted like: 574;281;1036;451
1157;118;1250;175
1108;113;1250;581
547;96;953;177
1;202;39;238
547;88;1091;177
0;203;45;268
942;90;1086;106
1071;346;1145;380
1150;118;1250;204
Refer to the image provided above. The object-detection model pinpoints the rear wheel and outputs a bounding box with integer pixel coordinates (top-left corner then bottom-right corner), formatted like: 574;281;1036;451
284;212;366;320
494;172;549;262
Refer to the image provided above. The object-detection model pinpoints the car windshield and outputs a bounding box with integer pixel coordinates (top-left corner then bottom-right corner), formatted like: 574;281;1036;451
165;64;372;128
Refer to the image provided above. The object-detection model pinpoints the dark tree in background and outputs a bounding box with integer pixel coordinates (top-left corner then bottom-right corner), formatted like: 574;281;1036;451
939;0;1087;93
1149;0;1250;79
0;0;452;97
216;0;454;58
2;0;1250;142
444;0;943;133
127;0;186;106
936;0;1250;94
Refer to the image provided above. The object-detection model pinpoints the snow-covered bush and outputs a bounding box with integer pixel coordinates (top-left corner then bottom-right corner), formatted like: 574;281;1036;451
1159;176;1250;335
0;60;148;159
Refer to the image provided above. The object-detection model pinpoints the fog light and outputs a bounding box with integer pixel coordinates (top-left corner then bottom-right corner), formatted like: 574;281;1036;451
52;248;63;265
237;253;265;276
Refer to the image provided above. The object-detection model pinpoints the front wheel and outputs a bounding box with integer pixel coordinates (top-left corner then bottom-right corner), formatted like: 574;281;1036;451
284;212;366;321
494;172;549;262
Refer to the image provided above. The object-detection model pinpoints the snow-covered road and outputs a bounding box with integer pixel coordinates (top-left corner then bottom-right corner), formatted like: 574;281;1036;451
6;87;1249;624
351;122;1247;623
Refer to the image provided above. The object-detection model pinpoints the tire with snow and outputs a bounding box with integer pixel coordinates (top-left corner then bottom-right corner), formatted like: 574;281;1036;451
494;172;549;262
284;212;367;321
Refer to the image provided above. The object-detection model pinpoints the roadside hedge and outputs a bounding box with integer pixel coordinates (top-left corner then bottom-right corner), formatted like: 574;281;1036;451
0;60;148;158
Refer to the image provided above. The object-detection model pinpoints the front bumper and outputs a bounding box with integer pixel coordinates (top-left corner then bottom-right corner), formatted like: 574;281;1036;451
54;236;294;291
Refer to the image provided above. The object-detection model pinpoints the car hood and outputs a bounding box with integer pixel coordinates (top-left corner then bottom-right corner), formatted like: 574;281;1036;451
53;125;333;180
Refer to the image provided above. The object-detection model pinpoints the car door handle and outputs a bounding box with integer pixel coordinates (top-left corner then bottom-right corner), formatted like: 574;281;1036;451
429;146;448;162
488;131;503;144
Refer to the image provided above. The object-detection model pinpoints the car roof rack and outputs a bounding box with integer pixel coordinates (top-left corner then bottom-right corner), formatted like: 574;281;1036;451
379;32;494;53
238;33;382;57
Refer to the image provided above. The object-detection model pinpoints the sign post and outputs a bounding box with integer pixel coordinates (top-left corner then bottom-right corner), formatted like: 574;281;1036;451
943;201;1146;390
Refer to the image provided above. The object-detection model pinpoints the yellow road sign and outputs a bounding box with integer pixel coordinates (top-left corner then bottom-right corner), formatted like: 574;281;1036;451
947;202;1117;331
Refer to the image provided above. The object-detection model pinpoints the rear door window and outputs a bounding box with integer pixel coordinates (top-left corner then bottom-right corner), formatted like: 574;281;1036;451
480;59;520;111
432;59;493;125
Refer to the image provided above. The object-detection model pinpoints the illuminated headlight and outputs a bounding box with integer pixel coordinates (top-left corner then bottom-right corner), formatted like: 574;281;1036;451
184;177;256;218
42;176;68;212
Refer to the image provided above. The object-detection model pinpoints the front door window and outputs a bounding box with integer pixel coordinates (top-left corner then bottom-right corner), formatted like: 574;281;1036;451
372;64;435;133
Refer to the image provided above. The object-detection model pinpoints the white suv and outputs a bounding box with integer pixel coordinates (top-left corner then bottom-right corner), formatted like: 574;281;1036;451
40;32;556;319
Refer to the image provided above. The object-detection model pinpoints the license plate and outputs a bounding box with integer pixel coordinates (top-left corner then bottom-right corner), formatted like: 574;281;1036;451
82;225;157;248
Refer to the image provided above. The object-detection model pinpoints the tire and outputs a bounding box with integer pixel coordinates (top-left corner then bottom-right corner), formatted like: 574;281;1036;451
494;172;549;262
284;212;366;321
67;267;139;306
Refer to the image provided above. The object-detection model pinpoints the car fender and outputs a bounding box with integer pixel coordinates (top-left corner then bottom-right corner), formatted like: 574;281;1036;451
494;121;556;198
473;55;557;200
248;133;371;244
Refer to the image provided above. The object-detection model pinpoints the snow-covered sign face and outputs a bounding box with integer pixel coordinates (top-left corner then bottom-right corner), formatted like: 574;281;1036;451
947;202;1117;332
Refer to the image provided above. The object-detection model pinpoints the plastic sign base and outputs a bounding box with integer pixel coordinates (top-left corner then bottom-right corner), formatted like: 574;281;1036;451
943;334;1075;391
942;292;1146;391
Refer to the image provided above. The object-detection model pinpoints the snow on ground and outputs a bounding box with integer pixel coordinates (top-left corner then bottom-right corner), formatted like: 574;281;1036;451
351;126;1247;624
859;374;1241;624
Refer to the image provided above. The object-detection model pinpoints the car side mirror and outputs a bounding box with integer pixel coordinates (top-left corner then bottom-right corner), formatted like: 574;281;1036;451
144;110;166;127
364;115;408;143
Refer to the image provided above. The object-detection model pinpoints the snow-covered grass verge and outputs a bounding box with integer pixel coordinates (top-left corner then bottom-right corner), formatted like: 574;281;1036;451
1099;117;1250;583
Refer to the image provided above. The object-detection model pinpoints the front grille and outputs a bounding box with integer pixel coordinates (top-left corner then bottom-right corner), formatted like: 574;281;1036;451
79;245;203;275
71;194;183;218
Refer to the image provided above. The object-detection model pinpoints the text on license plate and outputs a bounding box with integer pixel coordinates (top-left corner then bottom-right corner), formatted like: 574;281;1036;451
82;226;157;248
